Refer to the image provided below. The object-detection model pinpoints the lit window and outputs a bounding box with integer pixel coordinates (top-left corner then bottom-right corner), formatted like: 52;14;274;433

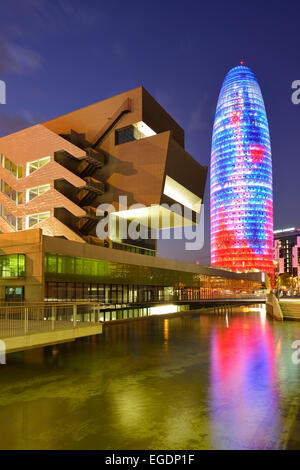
115;122;156;145
26;211;50;228
1;154;23;179
26;156;51;176
0;254;25;277
26;184;50;202
163;175;202;213
1;179;23;204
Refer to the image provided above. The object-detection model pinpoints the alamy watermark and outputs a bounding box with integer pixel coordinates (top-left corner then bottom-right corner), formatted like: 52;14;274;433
0;80;6;104
291;80;300;104
95;196;205;251
291;340;300;365
0;340;6;365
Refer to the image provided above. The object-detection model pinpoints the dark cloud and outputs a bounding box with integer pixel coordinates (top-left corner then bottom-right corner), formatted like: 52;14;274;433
5;0;101;34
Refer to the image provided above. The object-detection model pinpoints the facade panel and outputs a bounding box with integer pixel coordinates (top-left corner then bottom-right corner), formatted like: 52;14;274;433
211;65;273;278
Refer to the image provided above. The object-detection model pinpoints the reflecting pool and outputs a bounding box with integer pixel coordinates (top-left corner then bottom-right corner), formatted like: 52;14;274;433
0;306;300;450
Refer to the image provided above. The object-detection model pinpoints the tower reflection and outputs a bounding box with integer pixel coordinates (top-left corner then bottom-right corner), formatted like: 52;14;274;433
210;311;281;449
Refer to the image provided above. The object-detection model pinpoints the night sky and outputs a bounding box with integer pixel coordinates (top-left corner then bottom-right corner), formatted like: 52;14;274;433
0;0;299;265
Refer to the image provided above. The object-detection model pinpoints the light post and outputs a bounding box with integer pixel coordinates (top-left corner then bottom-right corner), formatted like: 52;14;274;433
274;259;279;297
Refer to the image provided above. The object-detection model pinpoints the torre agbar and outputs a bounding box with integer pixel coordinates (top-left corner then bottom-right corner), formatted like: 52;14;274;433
210;65;274;278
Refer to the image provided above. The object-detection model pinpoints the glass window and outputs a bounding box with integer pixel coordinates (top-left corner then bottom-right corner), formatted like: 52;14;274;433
67;282;75;300
105;285;110;303
57;282;66;300
115;126;135;145
26;156;51;176
0;254;25;277
0;204;22;231
5;286;24;301
45;254;57;273
1;179;23;205
26;184;50;202
117;285;123;303
1;154;23;179
89;284;98;301
98;284;105;302
46;282;57;300
26;211;50;228
111;285;117;303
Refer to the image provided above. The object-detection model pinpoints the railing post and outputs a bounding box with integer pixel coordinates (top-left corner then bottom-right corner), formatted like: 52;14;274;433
73;304;77;327
51;306;56;331
24;307;28;334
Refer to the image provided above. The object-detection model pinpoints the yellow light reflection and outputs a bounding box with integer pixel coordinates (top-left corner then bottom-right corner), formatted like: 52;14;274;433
149;305;178;315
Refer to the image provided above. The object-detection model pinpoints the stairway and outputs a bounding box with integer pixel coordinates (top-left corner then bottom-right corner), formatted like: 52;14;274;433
280;300;300;320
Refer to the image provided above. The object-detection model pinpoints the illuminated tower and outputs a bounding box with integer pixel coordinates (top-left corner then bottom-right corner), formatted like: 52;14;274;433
210;64;273;278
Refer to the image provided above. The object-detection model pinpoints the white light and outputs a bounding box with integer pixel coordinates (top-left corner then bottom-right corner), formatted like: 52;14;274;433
163;175;202;213
133;121;156;138
149;305;178;315
274;227;296;234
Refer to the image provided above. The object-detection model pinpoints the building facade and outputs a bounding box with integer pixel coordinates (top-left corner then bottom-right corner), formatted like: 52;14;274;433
0;229;265;308
0;87;267;307
210;65;274;278
0;87;207;256
274;228;300;292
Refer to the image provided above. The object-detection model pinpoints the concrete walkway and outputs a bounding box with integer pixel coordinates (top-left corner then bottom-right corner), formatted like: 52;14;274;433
280;300;300;320
0;320;102;353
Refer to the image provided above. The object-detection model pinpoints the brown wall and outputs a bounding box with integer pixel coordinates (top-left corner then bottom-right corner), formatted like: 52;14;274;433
0;125;87;240
43;86;184;147
0;86;207;243
164;138;208;200
0;229;44;302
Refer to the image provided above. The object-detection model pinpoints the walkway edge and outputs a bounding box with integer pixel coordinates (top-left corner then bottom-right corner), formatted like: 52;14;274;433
266;292;283;321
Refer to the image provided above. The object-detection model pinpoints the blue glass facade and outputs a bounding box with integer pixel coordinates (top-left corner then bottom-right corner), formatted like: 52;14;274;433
210;65;273;277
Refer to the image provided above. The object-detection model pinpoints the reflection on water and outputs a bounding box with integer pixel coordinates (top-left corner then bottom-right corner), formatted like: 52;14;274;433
0;306;300;450
210;309;279;449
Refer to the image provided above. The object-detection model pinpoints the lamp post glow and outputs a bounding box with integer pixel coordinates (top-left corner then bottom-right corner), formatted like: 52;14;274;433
210;65;274;278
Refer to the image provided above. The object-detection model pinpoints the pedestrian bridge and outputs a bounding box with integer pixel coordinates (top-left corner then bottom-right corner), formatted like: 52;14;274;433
2;295;297;354
0;302;103;354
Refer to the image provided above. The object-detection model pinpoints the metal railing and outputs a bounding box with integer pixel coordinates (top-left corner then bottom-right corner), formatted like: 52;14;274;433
0;302;104;339
0;291;267;339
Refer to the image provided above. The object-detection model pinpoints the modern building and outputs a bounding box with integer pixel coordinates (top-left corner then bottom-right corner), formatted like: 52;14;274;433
210;64;274;279
0;86;266;307
274;227;300;280
0;229;265;310
0;86;206;255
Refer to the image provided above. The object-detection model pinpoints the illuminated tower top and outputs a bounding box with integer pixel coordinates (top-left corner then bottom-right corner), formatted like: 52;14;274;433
210;64;274;278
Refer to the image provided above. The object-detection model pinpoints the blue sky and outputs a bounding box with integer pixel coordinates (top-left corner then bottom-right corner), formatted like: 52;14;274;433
0;0;299;264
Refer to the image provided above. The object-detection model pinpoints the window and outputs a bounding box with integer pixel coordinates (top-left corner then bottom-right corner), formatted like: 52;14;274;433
0;254;25;277
26;184;50;202
1;154;23;179
5;286;24;301
26;156;51;176
26;211;50;228
1;179;22;204
115;122;156;145
0;204;22;230
115;126;135;145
